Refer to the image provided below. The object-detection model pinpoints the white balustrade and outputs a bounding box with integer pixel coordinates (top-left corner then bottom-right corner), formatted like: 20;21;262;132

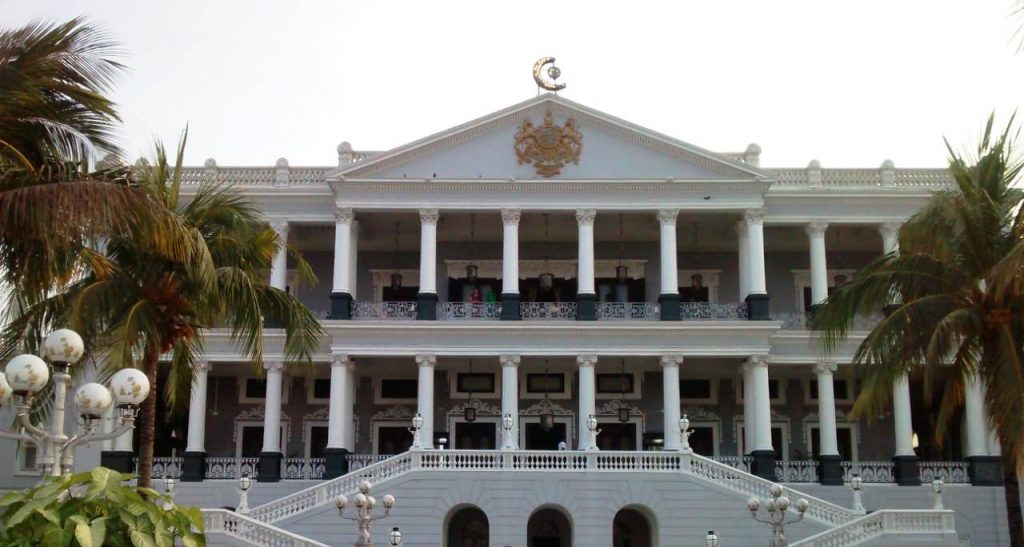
202;509;329;547
595;302;659;320
520;302;578;320
438;302;501;320
351;301;417;320
713;456;753;473
790;510;957;547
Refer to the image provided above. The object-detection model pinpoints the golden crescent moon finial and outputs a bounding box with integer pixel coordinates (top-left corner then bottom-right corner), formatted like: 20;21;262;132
533;57;566;92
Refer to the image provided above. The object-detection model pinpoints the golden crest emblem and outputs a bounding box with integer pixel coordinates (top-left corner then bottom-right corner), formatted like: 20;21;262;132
514;110;582;177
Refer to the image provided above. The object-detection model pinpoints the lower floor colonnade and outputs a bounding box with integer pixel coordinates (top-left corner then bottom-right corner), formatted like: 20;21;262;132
124;352;1003;487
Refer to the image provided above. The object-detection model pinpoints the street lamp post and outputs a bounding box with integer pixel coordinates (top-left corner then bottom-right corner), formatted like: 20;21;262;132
932;478;945;510
388;527;403;546
0;329;149;478
409;413;424;449
747;484;810;547
679;414;693;453
336;480;397;546
586;414;601;450
237;475;253;515
501;413;516;450
849;473;866;514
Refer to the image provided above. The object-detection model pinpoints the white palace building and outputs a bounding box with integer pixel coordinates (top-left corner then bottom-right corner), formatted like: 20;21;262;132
0;90;1015;545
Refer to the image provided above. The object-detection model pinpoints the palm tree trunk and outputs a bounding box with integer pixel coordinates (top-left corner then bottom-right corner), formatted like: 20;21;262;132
1004;456;1024;546
136;345;160;489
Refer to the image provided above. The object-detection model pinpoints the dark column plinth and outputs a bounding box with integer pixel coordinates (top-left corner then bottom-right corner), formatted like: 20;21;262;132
750;450;777;481
323;448;350;480
893;455;921;486
658;293;681;321
500;293;520;320
745;293;771;320
328;292;352;320
100;451;135;473
967;455;1003;486
818;454;844;485
181;451;206;482
416;292;438;320
576;293;596;321
258;452;283;482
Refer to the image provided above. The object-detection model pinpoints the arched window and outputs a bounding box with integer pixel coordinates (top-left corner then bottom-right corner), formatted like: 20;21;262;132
613;507;654;547
447;506;489;547
527;507;572;547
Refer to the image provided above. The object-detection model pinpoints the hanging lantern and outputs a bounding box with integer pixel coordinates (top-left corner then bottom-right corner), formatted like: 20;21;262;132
615;264;629;284
539;272;555;291
390;272;403;291
466;264;479;283
618;404;630;423
466;214;479;282
540;409;555;432
691;273;704;290
464;404;477;423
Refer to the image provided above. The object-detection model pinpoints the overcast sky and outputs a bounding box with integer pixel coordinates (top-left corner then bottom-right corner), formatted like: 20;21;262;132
7;1;1024;168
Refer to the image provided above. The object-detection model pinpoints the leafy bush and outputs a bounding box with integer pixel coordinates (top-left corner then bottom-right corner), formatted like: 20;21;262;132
0;467;205;547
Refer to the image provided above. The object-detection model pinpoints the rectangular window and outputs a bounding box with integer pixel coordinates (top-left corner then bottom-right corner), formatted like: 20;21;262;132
309;426;328;459
526;373;565;394
596;373;633;394
808;379;851;403
810;427;855;460
737;379;786;404
245;379;267;399
380;379;418;400
680;379;712;400
313;379;331;400
456;373;495;394
16;441;38;474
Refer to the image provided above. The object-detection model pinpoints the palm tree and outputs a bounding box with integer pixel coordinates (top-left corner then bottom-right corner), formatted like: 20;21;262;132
812;115;1024;545
3;133;324;487
0;18;188;300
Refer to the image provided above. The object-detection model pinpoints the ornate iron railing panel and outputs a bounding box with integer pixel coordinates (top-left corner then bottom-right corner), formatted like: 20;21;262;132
205;457;261;480
712;456;753;473
520;302;577;320
595;302;659;320
919;461;970;484
351;301;417;320
346;453;393;471
149;457;182;479
438;302;501;320
841;461;895;483
282;458;325;480
679;302;748;320
776;460;820;483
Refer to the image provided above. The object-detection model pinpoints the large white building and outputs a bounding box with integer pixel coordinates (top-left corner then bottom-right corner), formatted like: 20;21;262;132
0;92;1013;546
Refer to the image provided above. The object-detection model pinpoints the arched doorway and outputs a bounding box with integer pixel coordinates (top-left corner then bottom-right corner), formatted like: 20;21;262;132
447;506;489;547
527;507;572;547
613;507;653;547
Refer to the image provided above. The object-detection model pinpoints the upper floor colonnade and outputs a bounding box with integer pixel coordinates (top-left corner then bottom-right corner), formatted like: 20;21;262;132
265;208;905;322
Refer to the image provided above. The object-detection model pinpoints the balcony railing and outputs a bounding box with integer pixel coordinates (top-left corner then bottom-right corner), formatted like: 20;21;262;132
521;302;578;320
346;453;393;471
283;458;324;480
596;302;659;320
776;460;821;483
352;301;417;320
438;302;501;320
778;312;883;331
680;302;748;320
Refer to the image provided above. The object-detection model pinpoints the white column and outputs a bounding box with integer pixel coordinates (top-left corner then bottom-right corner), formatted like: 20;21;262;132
576;209;596;295
261;362;284;454
415;355;436;447
749;355;773;453
964;376;989;458
349;220;359;300
501;209;521;295
892;373;915;457
736;220;750;300
658;209;680;295
327;353;352;450
661;355;683;451
185;362;211;453
745;210;767;296
806;222;829;306
577;355;598;450
419;209;439;294
332;207;353;294
500;354;521;449
345;363;357;449
815;362;840;457
270;221;289;291
742;364;755;454
114;418;133;452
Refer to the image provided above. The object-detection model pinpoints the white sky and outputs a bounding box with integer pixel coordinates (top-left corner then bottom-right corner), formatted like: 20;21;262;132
7;0;1024;168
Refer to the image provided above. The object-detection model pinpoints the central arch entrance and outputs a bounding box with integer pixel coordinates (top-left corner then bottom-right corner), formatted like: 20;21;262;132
613;507;653;547
527;507;572;547
446;506;489;547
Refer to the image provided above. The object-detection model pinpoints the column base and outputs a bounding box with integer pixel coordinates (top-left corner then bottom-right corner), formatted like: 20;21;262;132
658;293;681;321
750;450;777;481
576;293;596;321
328;292;352;320
818;454;844;485
500;293;520;320
893;455;921;486
258;452;283;482
323;448;350;480
966;455;1003;486
745;293;771;320
416;292;437;320
100;450;135;474
181;451;206;482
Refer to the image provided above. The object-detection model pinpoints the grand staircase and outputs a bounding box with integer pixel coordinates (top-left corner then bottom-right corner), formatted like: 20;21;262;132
203;449;958;546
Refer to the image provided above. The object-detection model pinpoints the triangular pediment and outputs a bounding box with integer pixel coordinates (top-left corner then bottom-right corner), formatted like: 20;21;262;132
338;94;765;180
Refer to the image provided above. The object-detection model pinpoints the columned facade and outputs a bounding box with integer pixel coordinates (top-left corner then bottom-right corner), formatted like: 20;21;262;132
500;354;520;449
744;210;769;320
805;222;828;311
500;209;521;320
661;355;683;451
747;355;775;480
416;354;436;448
575;209;597;320
576;355;598;450
814;361;842;485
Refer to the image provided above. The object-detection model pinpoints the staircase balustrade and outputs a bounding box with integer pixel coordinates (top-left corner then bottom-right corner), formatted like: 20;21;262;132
791;510;958;546
202;508;329;547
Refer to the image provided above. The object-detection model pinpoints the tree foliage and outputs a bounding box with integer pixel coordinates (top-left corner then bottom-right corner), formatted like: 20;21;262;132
0;467;205;547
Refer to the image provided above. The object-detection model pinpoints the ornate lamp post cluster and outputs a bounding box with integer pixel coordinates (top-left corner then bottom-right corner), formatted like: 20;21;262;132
0;329;149;477
336;480;401;546
747;484;810;547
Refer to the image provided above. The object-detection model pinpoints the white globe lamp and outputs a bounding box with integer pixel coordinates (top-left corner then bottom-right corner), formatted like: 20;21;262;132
110;368;150;406
5;354;50;395
43;329;85;367
74;383;113;419
0;371;12;405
